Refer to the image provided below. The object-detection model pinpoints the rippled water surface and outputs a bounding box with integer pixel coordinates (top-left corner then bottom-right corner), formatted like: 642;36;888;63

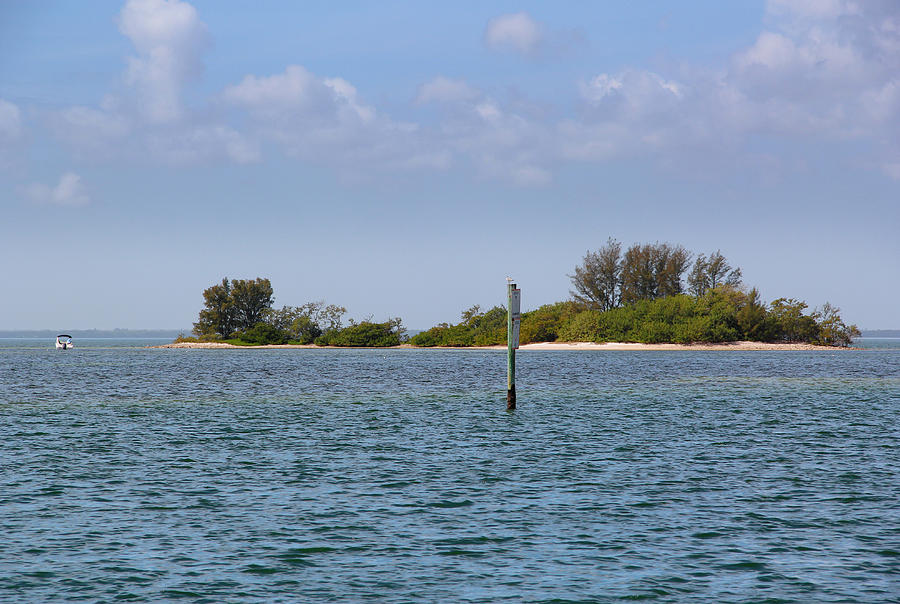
2;340;899;602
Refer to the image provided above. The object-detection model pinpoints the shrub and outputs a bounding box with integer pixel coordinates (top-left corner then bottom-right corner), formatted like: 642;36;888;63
174;333;222;343
238;322;289;345
408;327;444;347
558;310;605;342
409;306;507;347
519;301;580;344
633;320;673;343
318;320;404;347
289;315;322;344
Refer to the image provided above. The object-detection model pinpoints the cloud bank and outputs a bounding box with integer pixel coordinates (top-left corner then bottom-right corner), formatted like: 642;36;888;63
22;0;900;186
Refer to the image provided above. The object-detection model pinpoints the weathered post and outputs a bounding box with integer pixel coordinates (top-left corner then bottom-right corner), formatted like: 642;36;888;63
507;280;521;410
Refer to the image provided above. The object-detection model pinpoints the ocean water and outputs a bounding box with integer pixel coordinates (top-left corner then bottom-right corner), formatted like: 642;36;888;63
1;340;898;602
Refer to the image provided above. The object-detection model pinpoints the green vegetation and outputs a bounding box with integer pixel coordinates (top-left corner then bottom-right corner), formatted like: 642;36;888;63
181;240;859;349
315;318;405;347
412;287;858;348
409;305;508;346
412;240;859;348
187;277;405;347
192;277;273;339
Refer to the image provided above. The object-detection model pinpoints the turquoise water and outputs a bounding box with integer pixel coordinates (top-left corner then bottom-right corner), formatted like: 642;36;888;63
1;340;899;602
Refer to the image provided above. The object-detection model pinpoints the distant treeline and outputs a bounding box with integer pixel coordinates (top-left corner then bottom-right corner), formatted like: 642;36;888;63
859;330;900;338
411;241;859;348
179;277;405;347
1;329;183;338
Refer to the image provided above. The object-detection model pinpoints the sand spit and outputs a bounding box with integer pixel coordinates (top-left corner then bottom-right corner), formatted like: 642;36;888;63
155;341;846;351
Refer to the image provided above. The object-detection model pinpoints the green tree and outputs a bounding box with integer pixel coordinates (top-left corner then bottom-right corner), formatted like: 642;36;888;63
288;316;322;344
231;278;275;331
303;301;347;333
813;303;860;347
266;305;301;331
267;305;322;344
657;244;691;297
569;238;622;311
461;305;483;325
707;250;742;289
620;242;690;304
688;251;742;297
735;288;773;341
266;301;347;343
769;298;819;342
193;278;236;338
687;255;710;297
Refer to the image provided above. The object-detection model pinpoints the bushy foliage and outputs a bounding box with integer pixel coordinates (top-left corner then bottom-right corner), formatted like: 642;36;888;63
237;322;289;345
418;285;857;348
813;303;860;347
267;302;346;344
409;305;507;347
519;301;581;344
316;318;405;347
174;333;221;343
556;293;739;344
768;298;820;342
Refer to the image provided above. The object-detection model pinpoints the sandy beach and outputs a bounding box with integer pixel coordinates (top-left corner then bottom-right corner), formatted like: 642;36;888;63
155;341;844;351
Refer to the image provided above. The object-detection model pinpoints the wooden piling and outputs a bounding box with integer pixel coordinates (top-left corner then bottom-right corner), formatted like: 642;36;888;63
507;281;520;410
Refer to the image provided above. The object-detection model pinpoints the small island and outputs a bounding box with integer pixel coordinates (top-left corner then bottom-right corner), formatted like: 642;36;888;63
166;241;859;350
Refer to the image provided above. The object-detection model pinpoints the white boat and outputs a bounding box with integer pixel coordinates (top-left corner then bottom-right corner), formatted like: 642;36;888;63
56;335;73;350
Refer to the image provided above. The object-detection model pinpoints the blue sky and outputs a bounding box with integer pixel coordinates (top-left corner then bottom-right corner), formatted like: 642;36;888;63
1;0;897;330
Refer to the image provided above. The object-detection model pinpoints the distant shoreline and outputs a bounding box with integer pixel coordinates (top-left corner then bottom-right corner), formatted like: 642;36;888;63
154;340;848;351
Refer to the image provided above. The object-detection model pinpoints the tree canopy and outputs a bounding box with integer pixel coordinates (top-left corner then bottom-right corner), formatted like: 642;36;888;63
192;277;274;339
688;251;743;297
570;238;621;311
571;240;695;309
188;278;402;346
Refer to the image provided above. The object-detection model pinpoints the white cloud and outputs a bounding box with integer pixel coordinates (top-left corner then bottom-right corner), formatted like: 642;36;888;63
323;78;376;123
118;0;208;123
484;12;543;56
223;64;427;170
24;172;91;207
579;74;622;101
223;65;325;116
416;77;481;104
581;71;683;107
223;66;377;126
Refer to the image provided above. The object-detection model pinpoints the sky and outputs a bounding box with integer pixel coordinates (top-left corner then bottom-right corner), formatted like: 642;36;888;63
0;0;898;330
